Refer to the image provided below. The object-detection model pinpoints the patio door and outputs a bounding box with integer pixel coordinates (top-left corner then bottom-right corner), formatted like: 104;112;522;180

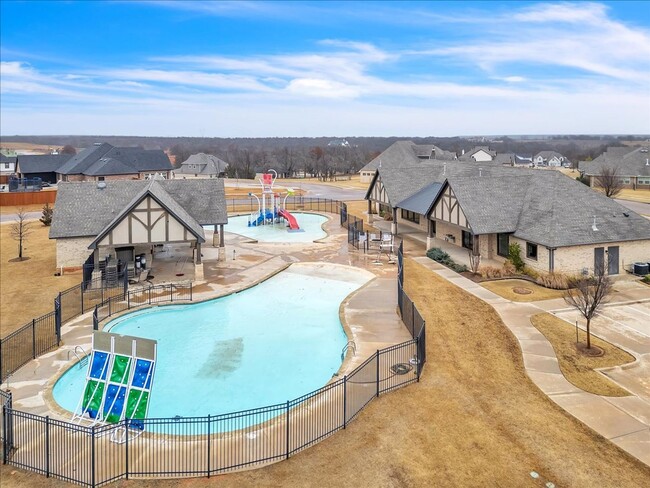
462;230;473;250
607;246;619;275
594;247;605;274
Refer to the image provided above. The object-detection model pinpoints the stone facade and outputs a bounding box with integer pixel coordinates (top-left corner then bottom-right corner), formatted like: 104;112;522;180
56;237;94;270
553;239;650;275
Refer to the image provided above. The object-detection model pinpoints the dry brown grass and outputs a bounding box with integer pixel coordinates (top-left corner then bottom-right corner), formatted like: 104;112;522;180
0;204;44;215
615;188;650;204
482;279;566;302
279;175;369;190
3;258;649;487
0;221;79;336
531;313;635;397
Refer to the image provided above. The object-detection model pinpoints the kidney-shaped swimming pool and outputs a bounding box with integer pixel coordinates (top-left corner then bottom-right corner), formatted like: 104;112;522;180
53;265;371;421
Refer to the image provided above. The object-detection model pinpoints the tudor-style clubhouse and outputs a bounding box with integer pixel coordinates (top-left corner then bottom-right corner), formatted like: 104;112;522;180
50;177;228;275
366;153;650;275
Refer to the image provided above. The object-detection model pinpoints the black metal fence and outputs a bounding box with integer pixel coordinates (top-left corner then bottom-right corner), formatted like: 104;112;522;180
2;325;423;486
92;283;193;329
0;274;129;383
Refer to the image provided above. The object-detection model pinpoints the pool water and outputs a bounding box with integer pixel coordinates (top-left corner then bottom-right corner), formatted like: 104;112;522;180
215;212;327;242
53;266;367;420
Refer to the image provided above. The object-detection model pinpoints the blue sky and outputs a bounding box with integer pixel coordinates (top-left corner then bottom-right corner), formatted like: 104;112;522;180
1;1;649;137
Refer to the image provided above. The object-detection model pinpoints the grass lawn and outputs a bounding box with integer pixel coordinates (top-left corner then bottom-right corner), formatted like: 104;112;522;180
615;188;650;204
481;279;567;302
531;313;635;397
0;221;80;336
6;256;648;487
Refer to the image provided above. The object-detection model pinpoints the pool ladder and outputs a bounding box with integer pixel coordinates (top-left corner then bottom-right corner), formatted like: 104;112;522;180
341;341;356;361
68;345;89;369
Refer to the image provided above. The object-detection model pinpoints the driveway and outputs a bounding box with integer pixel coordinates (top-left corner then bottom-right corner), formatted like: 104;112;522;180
616;199;650;216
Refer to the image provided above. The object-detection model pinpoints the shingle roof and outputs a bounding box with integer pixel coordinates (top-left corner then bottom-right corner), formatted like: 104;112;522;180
57;143;172;176
0;154;17;165
88;179;205;248
359;141;456;173
16;154;73;174
579;146;650;177
176;153;229;175
368;160;650;248
534;151;564;160
50;179;227;239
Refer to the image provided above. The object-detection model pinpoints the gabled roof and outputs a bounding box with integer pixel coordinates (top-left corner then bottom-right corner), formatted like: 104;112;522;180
0;154;17;165
88;179;205;249
359;141;456;173
16;154;73;173
50;179;227;239
458;146;496;161
57;143;172;176
396;182;443;216
534;151;564;160
579;146;650;177
433;171;650;247
176;153;229;175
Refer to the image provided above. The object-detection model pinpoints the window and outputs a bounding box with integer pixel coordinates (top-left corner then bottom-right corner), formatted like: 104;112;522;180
401;209;420;224
526;242;538;260
3;163;9;169
621;178;630;184
638;177;650;185
98;176;105;181
462;230;473;250
497;233;509;257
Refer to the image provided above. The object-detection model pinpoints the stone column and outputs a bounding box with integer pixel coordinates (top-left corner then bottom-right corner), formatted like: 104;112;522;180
367;199;373;224
195;242;202;264
219;224;226;261
426;219;434;250
391;207;398;235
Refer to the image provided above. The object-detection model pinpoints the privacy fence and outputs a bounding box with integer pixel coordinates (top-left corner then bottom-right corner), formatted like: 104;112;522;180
0;203;427;486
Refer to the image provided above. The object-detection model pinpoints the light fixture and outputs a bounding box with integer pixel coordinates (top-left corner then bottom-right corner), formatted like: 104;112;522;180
591;216;598;232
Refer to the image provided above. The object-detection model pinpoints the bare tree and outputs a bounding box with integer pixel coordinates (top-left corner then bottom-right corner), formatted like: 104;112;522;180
595;167;624;198
11;208;33;260
60;144;77;155
468;250;481;275
564;264;612;349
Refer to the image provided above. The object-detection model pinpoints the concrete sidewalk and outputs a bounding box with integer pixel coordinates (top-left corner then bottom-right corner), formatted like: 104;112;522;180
413;256;650;467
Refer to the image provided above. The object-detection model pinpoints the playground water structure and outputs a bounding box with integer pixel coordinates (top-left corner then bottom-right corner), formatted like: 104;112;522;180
247;170;301;231
212;213;327;243
52;265;371;432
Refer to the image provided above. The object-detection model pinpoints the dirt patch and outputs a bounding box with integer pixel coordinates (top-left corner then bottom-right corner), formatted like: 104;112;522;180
512;287;532;295
1;222;80;336
531;313;634;396
7;256;31;263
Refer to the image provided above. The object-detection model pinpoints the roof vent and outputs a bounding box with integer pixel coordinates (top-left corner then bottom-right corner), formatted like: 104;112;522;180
479;167;483;177
646;158;649;166
97;181;107;190
623;212;630;217
591;216;598;232
94;142;102;146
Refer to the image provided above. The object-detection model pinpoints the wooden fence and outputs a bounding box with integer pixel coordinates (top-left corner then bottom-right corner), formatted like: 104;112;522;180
0;190;57;207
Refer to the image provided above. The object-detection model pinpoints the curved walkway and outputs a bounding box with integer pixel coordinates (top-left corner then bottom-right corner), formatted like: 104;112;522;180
413;256;650;466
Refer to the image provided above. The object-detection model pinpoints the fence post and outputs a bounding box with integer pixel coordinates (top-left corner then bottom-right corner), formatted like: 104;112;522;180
91;425;95;488
32;319;36;359
108;297;111;318
81;285;84;313
127;290;130;310
343;376;347;429
125;420;129;480
45;416;50;478
93;306;98;331
416;335;420;383
207;415;211;477
190;283;193;301
376;350;380;397
148;286;152;305
170;285;173;302
285;400;290;459
55;298;62;346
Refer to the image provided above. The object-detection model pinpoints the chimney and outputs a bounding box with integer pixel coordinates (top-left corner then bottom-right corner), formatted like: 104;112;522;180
461;149;465;155
479;167;483;177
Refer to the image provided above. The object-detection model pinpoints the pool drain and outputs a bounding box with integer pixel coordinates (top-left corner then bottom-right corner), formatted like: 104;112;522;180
390;363;413;375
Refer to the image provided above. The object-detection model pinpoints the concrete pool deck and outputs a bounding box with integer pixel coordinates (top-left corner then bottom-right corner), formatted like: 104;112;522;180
2;211;410;421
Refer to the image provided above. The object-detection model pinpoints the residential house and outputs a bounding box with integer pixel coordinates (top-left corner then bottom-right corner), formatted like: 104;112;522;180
0;154;17;184
458;146;497;162
366;159;650;275
358;141;456;183
16;154;74;183
174;153;229;178
50;178;228;273
56;143;172;182
580;146;650;190
533;151;569;167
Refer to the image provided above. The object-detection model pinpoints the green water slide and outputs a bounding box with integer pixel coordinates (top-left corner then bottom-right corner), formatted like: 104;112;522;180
81;380;105;419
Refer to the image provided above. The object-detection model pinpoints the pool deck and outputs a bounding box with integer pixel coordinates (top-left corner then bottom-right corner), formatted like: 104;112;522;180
3;211;411;419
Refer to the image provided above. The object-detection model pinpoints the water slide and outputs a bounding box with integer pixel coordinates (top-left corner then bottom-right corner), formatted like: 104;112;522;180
278;208;300;230
250;210;275;226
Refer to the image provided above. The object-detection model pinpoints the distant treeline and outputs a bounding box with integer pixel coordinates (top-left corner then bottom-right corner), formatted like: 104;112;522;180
2;134;646;177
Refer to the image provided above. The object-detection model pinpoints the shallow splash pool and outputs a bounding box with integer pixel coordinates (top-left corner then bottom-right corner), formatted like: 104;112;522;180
53;266;369;422
213;212;328;242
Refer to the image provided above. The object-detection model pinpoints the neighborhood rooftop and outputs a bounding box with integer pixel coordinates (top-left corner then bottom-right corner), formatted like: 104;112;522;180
56;143;172;176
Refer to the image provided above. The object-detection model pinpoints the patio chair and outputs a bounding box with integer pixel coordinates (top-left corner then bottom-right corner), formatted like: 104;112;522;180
128;269;150;286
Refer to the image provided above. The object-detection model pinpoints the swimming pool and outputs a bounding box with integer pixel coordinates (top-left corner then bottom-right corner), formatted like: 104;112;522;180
53;265;369;423
211;212;327;242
